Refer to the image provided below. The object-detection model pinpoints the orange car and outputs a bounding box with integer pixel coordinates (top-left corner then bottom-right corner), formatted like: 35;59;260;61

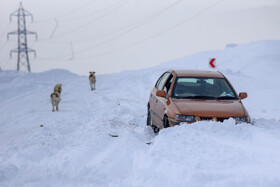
147;70;250;133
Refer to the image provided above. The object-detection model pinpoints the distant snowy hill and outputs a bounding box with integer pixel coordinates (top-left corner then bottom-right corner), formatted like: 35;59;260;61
0;40;280;186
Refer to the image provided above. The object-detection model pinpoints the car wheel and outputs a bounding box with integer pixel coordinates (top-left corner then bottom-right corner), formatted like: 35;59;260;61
147;107;152;126
152;125;159;134
163;116;169;128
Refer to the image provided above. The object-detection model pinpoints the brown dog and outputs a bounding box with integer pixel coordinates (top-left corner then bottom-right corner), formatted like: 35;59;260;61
54;83;62;94
89;72;96;90
50;91;61;112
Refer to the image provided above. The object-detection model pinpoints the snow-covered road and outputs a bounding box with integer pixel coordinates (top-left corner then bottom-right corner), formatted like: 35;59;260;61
0;40;280;186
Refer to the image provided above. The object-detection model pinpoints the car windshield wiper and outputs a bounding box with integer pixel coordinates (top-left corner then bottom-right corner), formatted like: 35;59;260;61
215;96;236;100
188;95;217;99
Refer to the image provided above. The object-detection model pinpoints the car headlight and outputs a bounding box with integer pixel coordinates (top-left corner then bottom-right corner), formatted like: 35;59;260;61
233;117;250;124
175;115;196;122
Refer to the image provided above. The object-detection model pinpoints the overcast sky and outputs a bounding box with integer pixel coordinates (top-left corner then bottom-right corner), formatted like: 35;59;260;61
0;0;280;75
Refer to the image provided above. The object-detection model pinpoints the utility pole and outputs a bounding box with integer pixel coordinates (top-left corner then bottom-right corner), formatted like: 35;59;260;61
7;2;37;72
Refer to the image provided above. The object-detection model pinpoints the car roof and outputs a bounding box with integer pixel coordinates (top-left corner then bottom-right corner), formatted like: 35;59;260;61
168;69;224;78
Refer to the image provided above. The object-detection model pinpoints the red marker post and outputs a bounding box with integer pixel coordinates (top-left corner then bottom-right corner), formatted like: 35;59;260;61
209;58;216;68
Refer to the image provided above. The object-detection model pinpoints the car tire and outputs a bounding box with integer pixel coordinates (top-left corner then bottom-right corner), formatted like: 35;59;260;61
163;116;169;128
147;107;152;126
152;125;159;134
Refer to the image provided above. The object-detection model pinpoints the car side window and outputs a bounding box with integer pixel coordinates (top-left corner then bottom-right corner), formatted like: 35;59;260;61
155;74;164;89
157;73;171;91
164;75;173;94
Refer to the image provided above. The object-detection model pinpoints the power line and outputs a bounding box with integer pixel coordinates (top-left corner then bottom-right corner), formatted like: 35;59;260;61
75;0;226;60
35;0;225;61
54;0;126;22
49;0;185;43
68;0;185;55
55;0;97;18
35;0;185;60
35;0;130;42
33;0;127;28
35;0;183;44
34;0;97;23
49;18;59;38
51;0;130;38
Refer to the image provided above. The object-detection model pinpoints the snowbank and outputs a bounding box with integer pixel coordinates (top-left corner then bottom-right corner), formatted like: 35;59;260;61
0;40;280;186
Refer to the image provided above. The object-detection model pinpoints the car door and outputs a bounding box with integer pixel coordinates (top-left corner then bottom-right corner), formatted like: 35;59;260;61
149;73;167;126
149;87;158;126
155;74;173;128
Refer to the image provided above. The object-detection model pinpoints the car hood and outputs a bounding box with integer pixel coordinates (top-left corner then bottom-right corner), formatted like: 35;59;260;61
172;99;245;117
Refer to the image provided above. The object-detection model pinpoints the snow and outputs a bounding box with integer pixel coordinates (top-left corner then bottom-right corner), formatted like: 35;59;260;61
0;40;280;186
128;119;280;187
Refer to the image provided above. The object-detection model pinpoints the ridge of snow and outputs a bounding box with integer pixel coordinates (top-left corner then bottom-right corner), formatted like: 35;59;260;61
0;40;280;187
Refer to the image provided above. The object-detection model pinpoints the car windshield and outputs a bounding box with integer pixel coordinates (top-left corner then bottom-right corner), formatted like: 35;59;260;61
171;77;237;100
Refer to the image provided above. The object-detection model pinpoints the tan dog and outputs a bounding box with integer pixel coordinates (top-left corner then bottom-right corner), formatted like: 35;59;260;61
89;72;96;90
50;91;61;112
54;83;62;94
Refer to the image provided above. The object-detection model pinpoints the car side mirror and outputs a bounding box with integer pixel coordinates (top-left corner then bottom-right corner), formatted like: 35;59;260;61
156;90;166;98
239;92;247;100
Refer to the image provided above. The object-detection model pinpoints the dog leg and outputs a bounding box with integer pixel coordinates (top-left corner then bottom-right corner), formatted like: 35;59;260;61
90;83;93;90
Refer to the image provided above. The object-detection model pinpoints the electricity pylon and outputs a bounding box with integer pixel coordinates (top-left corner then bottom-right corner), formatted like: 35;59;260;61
7;2;37;72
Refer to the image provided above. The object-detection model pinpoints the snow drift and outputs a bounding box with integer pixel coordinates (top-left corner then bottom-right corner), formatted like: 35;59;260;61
0;40;280;186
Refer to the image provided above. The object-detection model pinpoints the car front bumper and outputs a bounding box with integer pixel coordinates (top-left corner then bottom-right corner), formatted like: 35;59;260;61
168;116;251;127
